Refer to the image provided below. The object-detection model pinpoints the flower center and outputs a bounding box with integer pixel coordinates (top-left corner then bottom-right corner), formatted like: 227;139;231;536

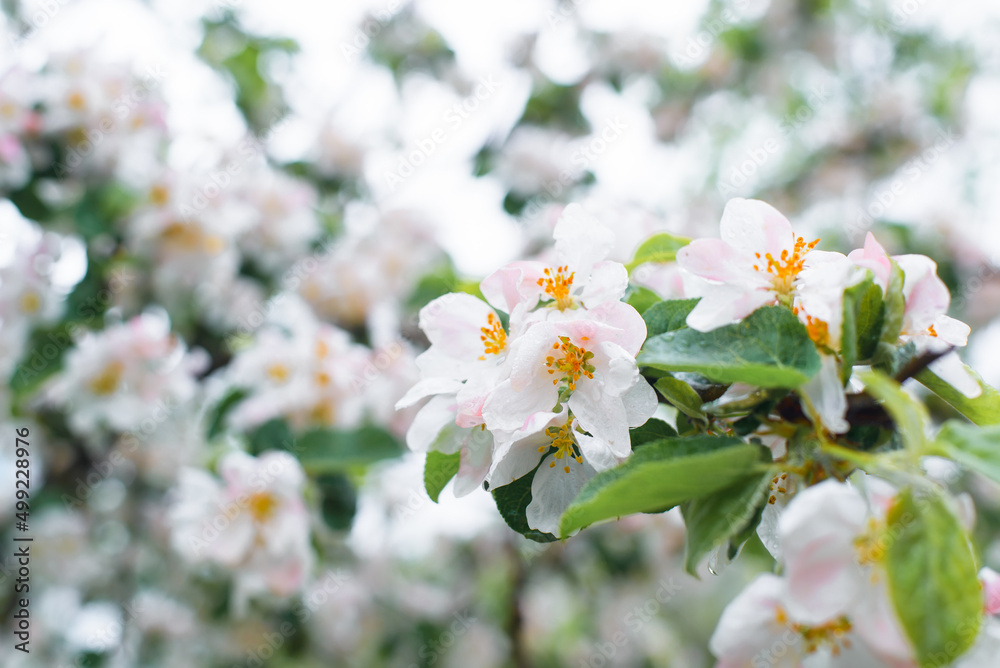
66;90;87;112
539;418;583;473
537;265;576;310
89;360;125;396
775;606;854;657
161;222;225;255
267;363;291;384
310;401;336;425
149;184;170;206
478;312;507;359
754;237;820;295
767;473;789;505
794;307;831;348
854;517;887;566
545;336;595;392
19;290;42;315
247;492;279;523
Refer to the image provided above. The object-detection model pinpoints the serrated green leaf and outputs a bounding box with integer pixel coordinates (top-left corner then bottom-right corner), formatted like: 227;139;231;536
642;299;699;338
841;275;885;383
881;260;906;344
885;488;982;666
491;463;558;544
425;451;461;503
625;233;691;272
917;367;1000;427
654;375;706;420
681;472;771;576
859;370;930;452
638;306;821;389
295;426;403;471
624;285;660;315
935;421;1000;485
559;436;766;536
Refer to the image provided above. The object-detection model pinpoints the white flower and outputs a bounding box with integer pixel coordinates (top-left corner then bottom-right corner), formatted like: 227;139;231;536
848;233;980;398
45;312;207;437
710;573;912;668
169;450;313;609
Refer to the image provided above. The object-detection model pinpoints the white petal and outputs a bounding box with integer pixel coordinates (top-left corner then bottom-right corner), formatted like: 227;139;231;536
406;394;457;452
928;352;982;399
526;453;594;536
801;354;850;434
553;204;614;274
395;377;464;409
719;198;794;257
580;260;628;307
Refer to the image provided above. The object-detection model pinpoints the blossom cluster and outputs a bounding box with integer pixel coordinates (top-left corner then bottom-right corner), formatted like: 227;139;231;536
398;204;657;536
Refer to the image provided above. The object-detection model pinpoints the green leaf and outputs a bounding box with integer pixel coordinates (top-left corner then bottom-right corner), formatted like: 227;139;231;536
559;436;767;537
207;389;249;439
917;367;1000;426
639;306;821;389
624;285;660;315
625;232;691;272
642;299;699;338
935;421;1000;486
316;473;358;531
880;260;906;344
885;488;982;666
629;418;678;447
295;426;403;471
491;463;558;544
248;418;295;455
654;375;706;420
859;370;930;452
681;472;771;576
841;275;885;382
425;451;461;503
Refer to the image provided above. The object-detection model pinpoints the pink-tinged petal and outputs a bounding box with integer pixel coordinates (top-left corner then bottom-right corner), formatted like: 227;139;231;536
709;574;798;665
677;238;759;283
454;369;505;427
931;314;971;347
527;452;595;536
480;261;546;314
622;378;658;427
395;377;464;409
569;382;631;456
208;516;256;566
848;233;892;289
801;354;849;434
684;283;776;332
553;203;615;274
979;567;1000;615
453;429;494;497
895;254;950;333
588;301;647;356
482;378;557;434
574;431;622;472
406;394;457;452
419;292;498;362
851;578;917;664
779;480;869;625
928;352;982;399
580;260;628;308
487;431;549;487
719;198;794;257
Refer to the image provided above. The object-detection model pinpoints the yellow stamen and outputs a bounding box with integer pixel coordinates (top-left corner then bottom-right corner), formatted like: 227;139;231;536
19;291;41;315
543;418;583;474
89;361;125;396
66;90;87;112
247;492;278;523
478;312;507;360
149;184;170;206
758;237;820;295
545;337;595;392
536;265;576;310
267;363;290;384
